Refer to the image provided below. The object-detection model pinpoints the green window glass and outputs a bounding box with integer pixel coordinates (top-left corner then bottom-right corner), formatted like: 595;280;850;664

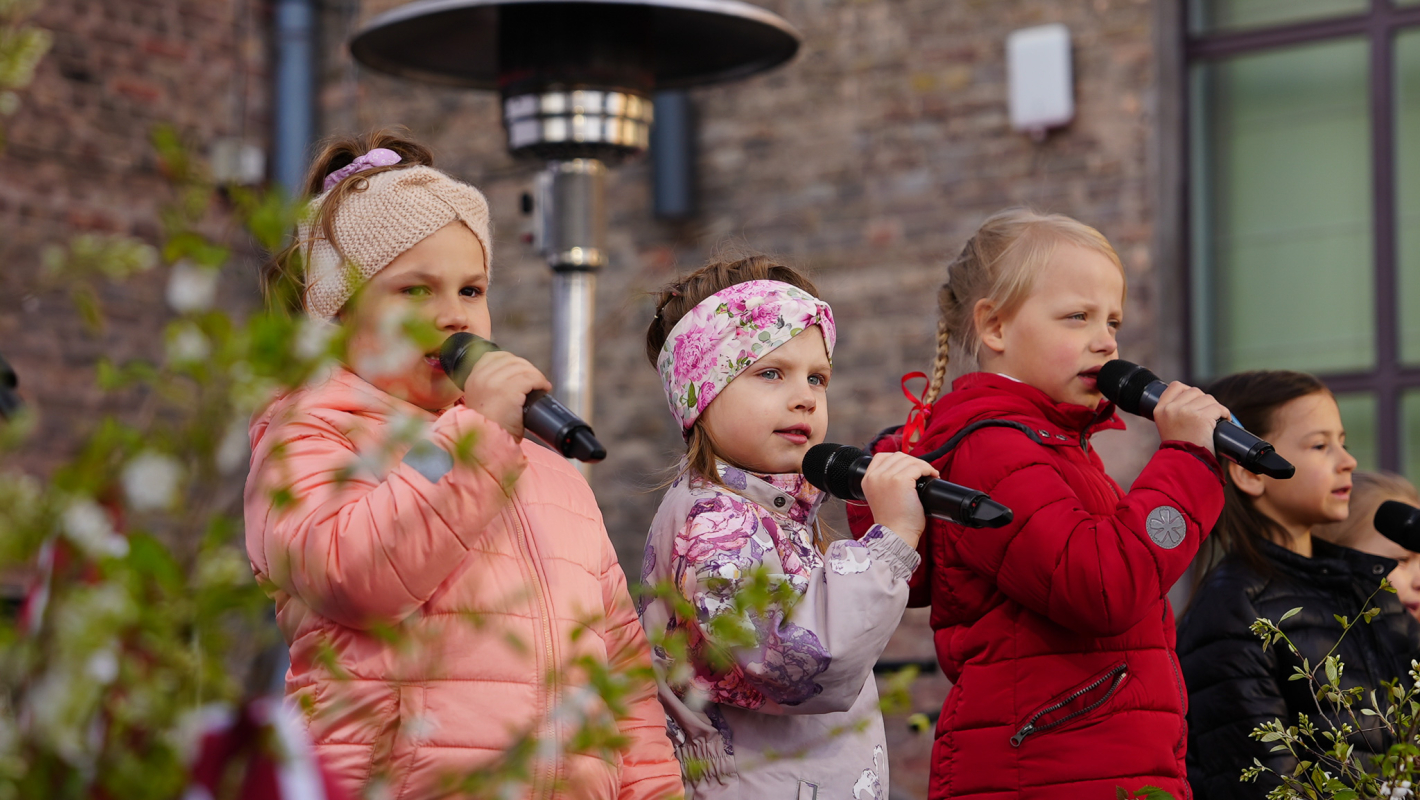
1190;0;1366;34
1336;392;1378;472
1190;38;1373;378
1397;30;1420;364
1402;391;1420;478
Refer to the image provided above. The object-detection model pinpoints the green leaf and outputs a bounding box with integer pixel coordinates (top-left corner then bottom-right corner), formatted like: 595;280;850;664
1279;607;1302;622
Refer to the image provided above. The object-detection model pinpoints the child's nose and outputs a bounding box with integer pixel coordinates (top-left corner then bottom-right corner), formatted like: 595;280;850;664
791;381;817;411
433;293;470;332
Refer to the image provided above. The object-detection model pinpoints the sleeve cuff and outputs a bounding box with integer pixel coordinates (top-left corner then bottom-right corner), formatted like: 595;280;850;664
860;524;922;582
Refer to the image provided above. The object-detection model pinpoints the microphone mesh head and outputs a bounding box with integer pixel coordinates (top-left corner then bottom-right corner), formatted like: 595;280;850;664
802;443;866;499
802;443;838;493
1375;500;1419;538
1097;359;1159;414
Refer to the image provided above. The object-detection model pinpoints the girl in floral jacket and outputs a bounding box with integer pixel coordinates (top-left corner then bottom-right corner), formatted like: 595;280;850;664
639;255;937;799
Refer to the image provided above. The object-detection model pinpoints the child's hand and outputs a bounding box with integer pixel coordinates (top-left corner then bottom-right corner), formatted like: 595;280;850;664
1152;381;1231;457
461;351;553;442
860;452;940;550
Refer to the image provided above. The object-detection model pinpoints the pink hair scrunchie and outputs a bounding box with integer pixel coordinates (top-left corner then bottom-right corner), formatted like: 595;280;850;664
322;147;402;192
657;280;836;439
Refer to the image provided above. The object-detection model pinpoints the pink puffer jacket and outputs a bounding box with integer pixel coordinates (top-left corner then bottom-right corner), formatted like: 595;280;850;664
244;367;680;800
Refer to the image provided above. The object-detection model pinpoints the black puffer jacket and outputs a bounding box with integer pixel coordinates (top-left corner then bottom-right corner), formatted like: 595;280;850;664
1178;538;1420;799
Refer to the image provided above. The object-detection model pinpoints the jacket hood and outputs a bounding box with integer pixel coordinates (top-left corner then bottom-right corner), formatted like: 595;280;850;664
916;372;1125;454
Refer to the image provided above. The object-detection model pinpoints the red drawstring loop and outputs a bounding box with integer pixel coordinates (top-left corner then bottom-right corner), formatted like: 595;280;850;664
900;371;932;452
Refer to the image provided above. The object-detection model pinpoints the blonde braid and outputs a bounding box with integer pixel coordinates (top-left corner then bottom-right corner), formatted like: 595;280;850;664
924;313;952;404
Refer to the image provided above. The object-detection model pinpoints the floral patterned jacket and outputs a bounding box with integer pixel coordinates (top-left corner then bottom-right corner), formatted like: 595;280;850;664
638;462;920;800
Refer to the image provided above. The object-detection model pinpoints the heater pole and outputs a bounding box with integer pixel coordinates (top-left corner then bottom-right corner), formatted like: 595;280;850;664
536;158;607;428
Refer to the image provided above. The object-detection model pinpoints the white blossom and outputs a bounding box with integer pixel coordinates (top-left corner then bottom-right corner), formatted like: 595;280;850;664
295;317;339;361
60;499;128;559
349;307;420;380
165;260;220;313
121;451;184;512
166;323;211;364
215;418;249;474
84;648;119;685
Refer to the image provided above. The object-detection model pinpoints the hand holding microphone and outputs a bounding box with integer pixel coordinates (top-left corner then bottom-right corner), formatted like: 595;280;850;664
803;443;1013;529
1097;360;1295;479
439;332;607;462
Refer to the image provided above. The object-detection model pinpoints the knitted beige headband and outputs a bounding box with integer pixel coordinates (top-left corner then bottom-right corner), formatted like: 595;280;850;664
299;165;492;319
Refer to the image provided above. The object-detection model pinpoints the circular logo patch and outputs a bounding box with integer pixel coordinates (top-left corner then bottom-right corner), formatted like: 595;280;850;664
1146;505;1187;550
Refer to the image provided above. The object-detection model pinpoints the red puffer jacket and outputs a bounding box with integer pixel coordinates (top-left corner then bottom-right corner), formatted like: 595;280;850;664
849;373;1224;799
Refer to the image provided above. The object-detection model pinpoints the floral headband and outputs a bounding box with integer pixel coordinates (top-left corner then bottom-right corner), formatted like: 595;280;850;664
658;280;836;438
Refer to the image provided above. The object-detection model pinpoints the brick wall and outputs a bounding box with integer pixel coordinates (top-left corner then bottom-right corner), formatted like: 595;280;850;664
0;0;268;474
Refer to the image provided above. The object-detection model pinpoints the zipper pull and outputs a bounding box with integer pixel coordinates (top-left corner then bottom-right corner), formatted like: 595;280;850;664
1011;724;1034;747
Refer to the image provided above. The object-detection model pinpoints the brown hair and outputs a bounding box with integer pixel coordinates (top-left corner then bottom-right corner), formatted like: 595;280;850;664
1314;470;1420;550
1196;370;1332;584
262;128;435;315
923;208;1126;404
646;253;834;549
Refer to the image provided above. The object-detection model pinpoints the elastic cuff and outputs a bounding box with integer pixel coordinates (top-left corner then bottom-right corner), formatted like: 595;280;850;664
861;524;922;582
1160;440;1225;484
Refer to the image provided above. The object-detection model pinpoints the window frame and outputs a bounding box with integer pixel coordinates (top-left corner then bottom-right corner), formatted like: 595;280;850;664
1184;0;1420;470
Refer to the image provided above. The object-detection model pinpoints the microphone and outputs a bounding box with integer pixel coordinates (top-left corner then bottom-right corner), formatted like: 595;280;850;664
802;443;1013;529
439;332;606;463
0;353;21;421
1375;500;1420;552
1096;360;1294;479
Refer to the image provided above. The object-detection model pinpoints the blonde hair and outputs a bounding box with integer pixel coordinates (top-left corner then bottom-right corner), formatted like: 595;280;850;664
1314;470;1420;550
923;208;1127;403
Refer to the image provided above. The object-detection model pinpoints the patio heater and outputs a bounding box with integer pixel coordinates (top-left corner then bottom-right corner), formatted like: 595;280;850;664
350;0;800;434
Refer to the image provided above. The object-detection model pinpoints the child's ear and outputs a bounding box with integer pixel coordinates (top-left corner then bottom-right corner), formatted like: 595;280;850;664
1228;461;1266;498
975;298;1006;355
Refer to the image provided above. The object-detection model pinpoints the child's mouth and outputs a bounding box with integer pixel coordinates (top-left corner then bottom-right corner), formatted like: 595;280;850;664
775;425;811;445
424;354;444;372
1078;367;1101;390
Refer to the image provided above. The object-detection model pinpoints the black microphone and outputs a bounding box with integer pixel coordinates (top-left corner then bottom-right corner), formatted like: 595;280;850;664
0;353;21;421
439;332;606;463
802;443;1013;528
1375;500;1420;552
1097;360;1294;479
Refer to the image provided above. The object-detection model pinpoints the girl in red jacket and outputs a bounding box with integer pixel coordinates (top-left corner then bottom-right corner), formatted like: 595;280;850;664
850;208;1229;799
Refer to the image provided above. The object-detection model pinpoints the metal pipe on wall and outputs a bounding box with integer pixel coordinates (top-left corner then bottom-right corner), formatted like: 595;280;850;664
273;0;316;192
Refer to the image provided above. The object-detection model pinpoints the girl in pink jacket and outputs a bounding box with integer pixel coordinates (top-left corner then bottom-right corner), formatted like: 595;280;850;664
244;130;680;800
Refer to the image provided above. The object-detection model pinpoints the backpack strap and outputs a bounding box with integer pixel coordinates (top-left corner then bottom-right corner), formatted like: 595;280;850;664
915;419;1044;465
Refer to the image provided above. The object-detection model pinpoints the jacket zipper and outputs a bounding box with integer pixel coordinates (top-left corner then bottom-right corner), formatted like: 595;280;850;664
1010;663;1128;747
508;492;559;800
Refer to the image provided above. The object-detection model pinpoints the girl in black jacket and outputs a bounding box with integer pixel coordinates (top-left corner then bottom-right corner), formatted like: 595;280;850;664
1177;371;1420;799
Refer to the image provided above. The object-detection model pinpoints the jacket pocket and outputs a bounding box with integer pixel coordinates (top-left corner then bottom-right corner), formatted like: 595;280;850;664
1010;661;1128;747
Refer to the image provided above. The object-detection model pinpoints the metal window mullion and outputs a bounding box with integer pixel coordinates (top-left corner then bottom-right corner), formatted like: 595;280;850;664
1372;0;1402;470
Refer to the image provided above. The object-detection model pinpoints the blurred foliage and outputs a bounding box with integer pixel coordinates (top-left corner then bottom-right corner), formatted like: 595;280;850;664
1240;582;1420;799
0;0;50;150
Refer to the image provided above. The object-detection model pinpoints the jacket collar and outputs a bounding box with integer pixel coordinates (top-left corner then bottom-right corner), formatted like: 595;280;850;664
1258;536;1398;584
711;461;824;525
917;372;1124;453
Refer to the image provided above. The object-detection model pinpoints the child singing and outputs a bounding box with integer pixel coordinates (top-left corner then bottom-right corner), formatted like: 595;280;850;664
850;208;1230;799
1179;372;1420;799
244;129;680;800
640;255;937;799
